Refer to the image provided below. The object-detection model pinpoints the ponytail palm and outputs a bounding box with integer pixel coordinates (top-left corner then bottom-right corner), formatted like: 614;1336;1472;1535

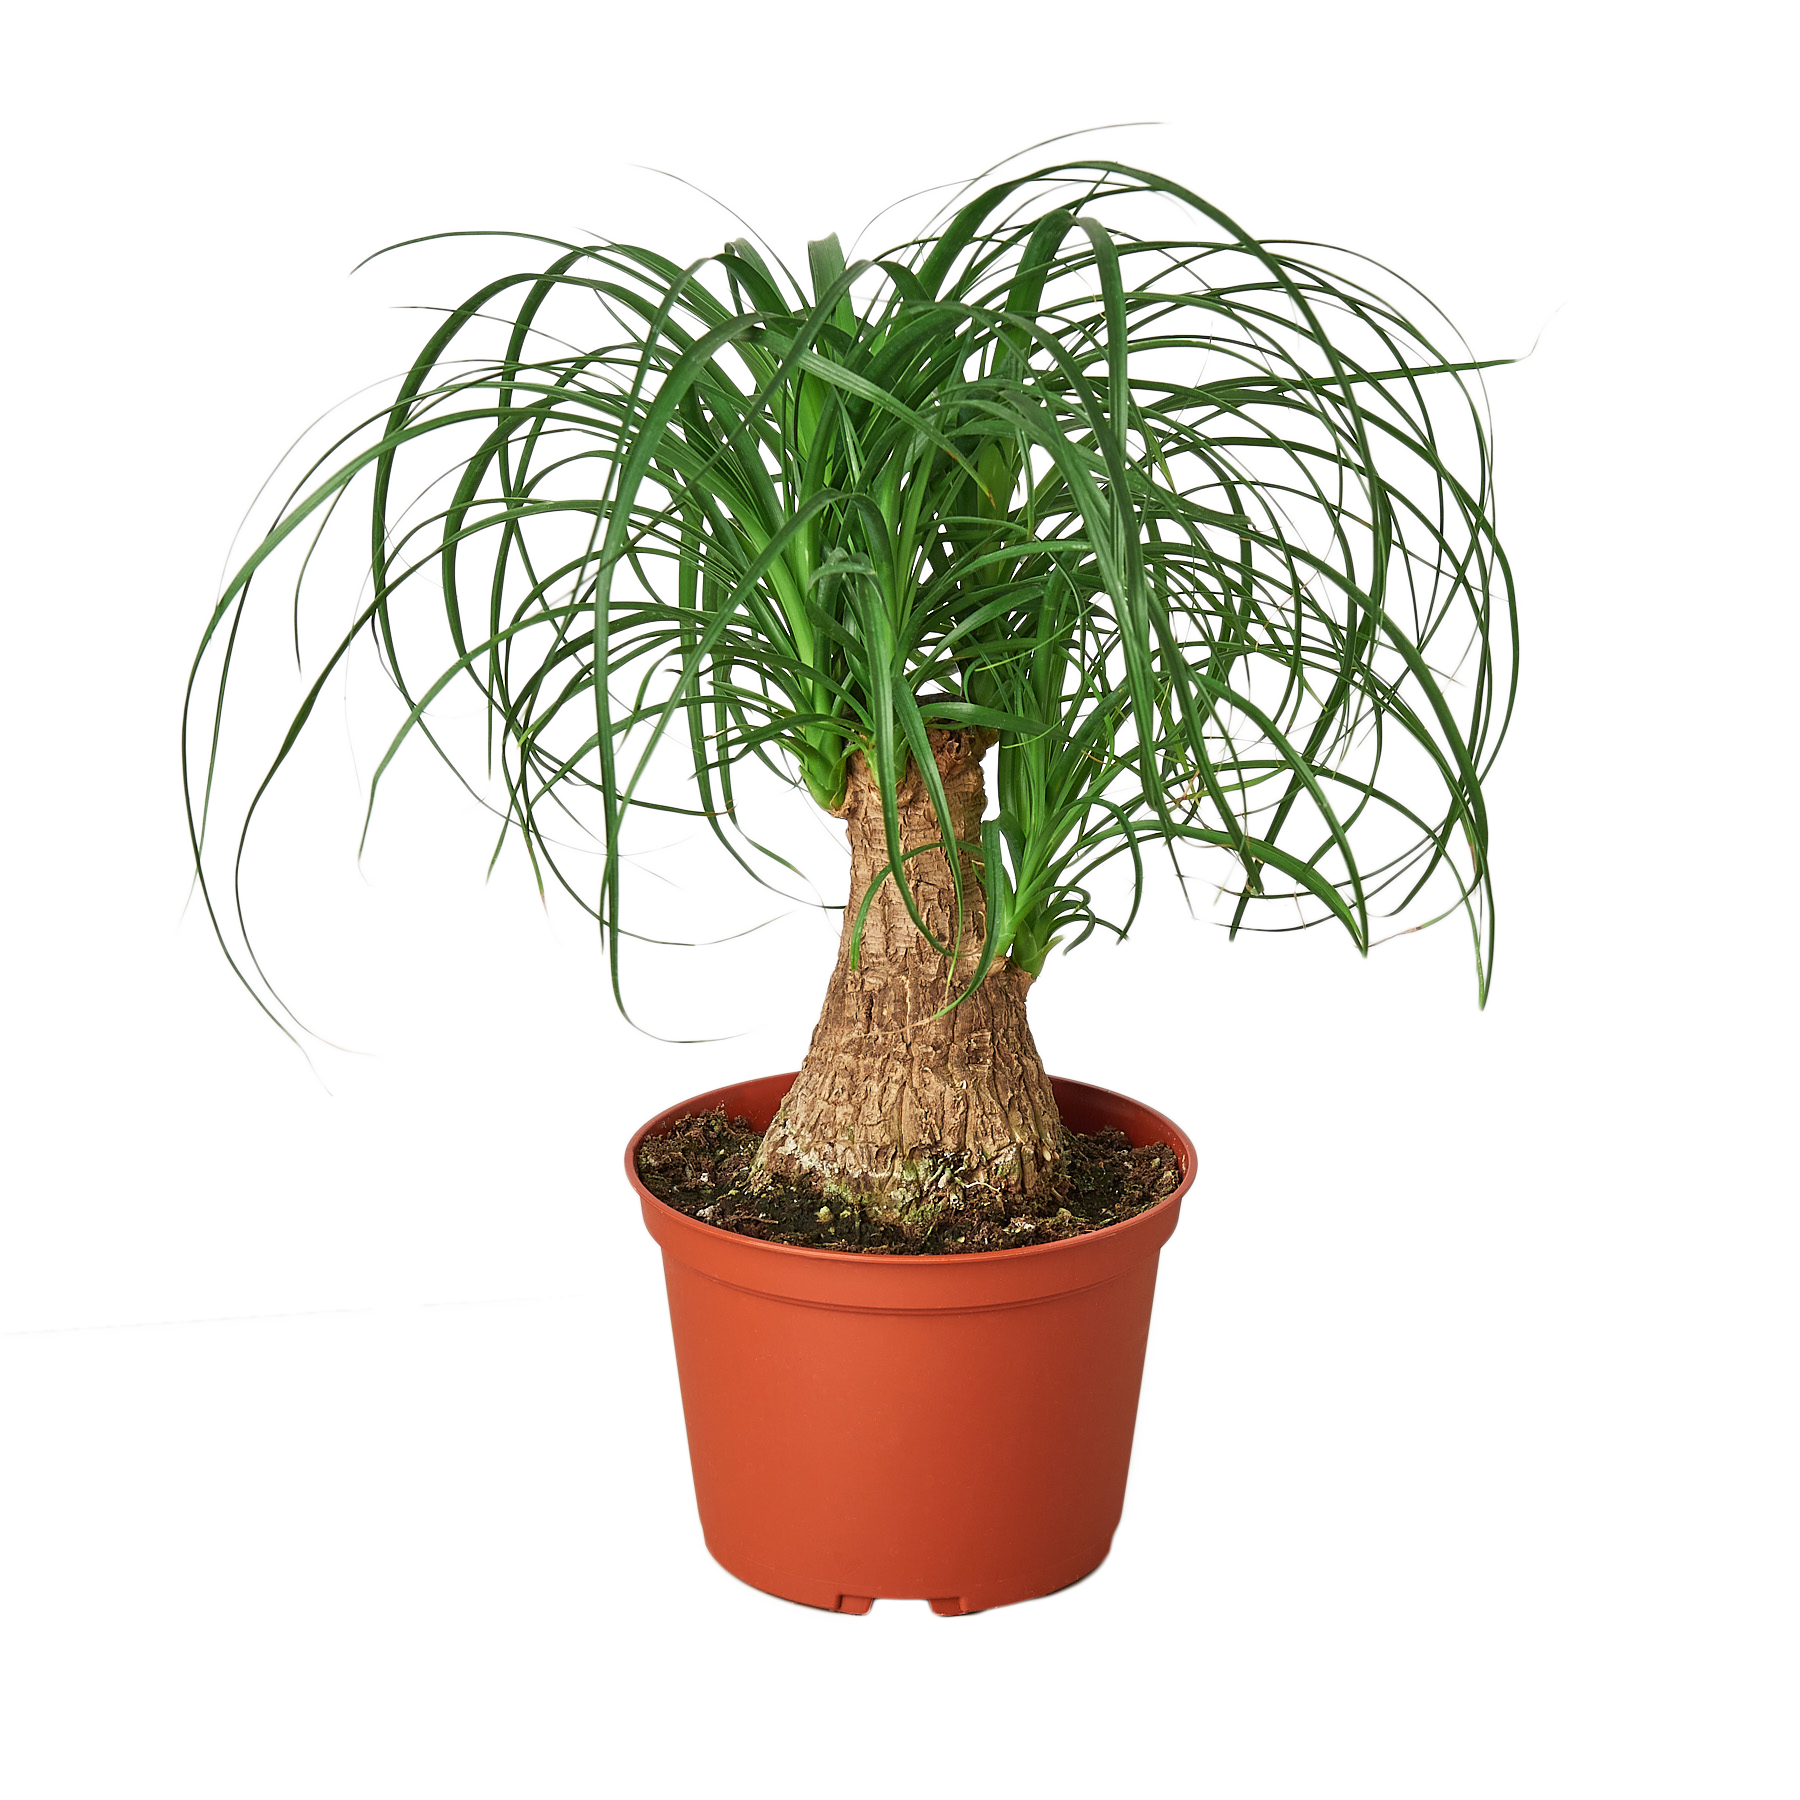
187;157;1516;1227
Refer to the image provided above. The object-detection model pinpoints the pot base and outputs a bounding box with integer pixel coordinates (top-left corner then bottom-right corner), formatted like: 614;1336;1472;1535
710;1533;1114;1616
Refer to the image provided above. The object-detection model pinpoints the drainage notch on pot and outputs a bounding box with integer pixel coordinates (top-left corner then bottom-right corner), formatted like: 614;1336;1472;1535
629;1073;1192;1616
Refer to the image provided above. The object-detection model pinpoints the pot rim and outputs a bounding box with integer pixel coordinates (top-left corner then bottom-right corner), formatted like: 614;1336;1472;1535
626;1072;1202;1274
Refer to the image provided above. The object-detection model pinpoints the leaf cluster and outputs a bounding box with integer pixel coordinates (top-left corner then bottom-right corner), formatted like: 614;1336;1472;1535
186;158;1517;1033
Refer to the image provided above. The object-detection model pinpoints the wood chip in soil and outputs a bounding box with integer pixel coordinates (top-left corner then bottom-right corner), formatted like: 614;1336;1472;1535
635;1107;1182;1256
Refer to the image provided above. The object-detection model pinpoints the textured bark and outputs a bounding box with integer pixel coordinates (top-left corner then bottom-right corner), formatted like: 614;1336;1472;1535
752;728;1063;1236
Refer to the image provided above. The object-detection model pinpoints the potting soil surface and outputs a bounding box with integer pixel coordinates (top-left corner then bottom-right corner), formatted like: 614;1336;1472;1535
635;1109;1181;1255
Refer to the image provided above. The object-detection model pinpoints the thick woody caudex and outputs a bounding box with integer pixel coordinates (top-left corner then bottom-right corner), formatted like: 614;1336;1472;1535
752;728;1062;1230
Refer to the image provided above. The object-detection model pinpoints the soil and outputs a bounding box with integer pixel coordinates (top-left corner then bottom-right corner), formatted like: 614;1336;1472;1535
635;1109;1182;1256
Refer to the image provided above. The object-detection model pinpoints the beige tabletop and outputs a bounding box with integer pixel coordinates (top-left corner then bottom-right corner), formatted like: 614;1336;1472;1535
0;1238;1562;1634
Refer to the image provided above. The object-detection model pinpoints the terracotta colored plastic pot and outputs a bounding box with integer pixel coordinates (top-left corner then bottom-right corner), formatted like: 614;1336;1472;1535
630;1073;1191;1615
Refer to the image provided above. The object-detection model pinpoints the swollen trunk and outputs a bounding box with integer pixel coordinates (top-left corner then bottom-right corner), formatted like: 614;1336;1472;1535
752;730;1063;1236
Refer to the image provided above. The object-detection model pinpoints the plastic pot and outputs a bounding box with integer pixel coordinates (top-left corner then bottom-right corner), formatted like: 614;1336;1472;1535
630;1073;1191;1615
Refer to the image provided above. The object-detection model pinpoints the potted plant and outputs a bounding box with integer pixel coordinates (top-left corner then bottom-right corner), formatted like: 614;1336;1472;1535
186;156;1515;1614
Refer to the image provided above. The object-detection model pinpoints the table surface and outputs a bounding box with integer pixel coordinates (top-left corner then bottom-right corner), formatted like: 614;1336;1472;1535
0;1238;1569;1634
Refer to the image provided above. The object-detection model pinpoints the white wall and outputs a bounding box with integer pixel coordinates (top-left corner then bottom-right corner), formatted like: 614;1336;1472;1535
0;119;1569;1332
